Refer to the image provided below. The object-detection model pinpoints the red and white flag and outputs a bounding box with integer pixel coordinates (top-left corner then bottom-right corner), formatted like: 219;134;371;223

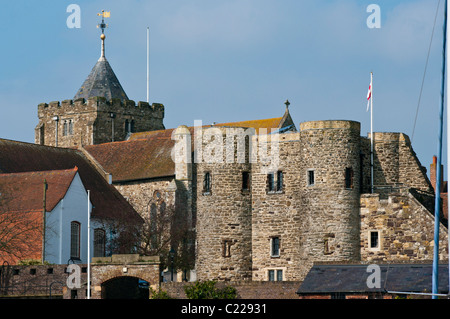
366;83;372;111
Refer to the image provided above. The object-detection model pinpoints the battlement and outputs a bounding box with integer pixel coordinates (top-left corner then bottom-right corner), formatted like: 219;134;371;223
38;97;164;117
300;120;361;132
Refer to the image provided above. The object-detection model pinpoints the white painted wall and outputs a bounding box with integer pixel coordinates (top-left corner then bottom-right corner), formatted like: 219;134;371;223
44;173;95;264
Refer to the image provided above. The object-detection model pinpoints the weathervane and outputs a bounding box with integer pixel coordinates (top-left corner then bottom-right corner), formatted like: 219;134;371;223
96;10;110;59
97;10;110;34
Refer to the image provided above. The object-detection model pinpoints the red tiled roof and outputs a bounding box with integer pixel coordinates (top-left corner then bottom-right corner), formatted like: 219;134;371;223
86;113;295;182
0;168;77;213
0;139;142;224
84;136;176;182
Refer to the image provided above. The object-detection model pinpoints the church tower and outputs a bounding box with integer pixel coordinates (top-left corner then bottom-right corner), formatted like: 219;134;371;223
35;10;164;148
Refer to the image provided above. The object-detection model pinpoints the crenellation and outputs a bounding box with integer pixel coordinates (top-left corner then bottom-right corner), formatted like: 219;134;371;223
35;97;165;147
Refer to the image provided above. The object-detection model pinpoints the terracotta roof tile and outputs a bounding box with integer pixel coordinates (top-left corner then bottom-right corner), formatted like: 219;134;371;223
0;139;142;224
0;168;77;213
87;114;294;182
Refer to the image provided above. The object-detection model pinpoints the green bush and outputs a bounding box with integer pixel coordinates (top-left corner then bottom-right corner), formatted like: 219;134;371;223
184;280;237;299
149;287;173;299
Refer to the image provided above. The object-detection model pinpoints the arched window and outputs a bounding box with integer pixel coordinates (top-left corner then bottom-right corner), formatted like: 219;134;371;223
70;221;81;259
94;228;106;257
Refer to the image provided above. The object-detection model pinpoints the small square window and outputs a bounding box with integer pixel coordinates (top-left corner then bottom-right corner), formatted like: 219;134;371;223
30;269;36;275
307;170;315;186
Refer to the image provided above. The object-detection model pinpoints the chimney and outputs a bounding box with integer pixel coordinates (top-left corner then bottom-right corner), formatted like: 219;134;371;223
430;155;444;193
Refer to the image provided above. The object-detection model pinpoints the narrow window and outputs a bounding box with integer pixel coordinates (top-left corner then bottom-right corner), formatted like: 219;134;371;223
68;120;73;136
276;269;283;281
345;167;354;189
94;229;106;257
70;221;81;259
267;173;275;192
203;172;211;194
222;240;234;258
369;231;379;249
307;170;315;186
130;120;135;133
268;270;274;281
242;171;250;191
276;171;283;191
271;237;280;257
125;119;130;134
63;121;68;136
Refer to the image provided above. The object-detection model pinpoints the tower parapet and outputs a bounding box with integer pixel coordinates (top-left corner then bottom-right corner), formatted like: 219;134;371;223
35;97;165;148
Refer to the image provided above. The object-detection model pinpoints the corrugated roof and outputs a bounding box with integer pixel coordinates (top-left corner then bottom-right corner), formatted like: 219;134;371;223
0;139;142;224
0;168;77;213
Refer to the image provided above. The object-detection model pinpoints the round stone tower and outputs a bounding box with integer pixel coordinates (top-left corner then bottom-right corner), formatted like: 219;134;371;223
195;126;253;281
298;120;361;262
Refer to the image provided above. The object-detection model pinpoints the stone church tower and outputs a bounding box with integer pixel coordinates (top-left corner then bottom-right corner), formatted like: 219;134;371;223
35;18;164;148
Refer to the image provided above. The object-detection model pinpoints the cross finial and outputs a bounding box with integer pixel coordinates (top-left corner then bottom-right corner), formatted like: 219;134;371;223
285;99;290;109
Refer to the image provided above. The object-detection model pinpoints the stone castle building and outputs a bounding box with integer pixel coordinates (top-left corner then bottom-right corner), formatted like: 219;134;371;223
33;25;448;283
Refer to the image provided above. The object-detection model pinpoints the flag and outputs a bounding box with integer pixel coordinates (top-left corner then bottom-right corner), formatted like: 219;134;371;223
366;83;372;112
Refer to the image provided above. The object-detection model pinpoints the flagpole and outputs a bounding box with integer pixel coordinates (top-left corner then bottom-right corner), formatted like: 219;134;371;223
446;0;450;296
432;0;447;299
370;72;374;194
147;27;149;103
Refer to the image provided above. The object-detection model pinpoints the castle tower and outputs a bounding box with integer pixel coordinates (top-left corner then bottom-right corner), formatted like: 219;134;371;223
298;120;361;262
195;126;253;281
35;10;164;148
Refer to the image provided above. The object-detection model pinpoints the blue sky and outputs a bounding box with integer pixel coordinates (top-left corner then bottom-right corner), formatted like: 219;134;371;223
0;0;447;177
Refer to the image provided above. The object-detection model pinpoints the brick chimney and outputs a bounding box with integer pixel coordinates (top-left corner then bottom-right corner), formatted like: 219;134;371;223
430;155;444;193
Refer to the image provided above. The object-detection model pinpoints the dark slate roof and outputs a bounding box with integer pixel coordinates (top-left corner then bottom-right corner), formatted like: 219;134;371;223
297;263;449;295
0;139;142;224
74;57;129;102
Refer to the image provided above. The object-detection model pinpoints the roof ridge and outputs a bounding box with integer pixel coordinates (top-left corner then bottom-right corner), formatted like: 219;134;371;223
0;167;78;178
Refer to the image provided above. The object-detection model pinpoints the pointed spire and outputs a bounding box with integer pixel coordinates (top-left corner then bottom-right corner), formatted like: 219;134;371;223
74;10;129;102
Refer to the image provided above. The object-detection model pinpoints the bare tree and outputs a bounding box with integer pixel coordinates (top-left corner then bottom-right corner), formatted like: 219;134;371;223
0;193;43;264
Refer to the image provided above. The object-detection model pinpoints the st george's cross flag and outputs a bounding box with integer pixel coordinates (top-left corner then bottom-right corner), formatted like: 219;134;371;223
366;83;372;112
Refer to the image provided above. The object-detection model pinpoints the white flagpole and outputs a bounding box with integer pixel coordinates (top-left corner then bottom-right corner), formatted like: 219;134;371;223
87;190;91;299
370;72;374;194
147;27;149;103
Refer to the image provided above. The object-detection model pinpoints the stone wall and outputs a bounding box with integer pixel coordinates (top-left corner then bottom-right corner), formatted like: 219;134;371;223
360;192;448;262
195;127;253;281
35;97;165;148
161;281;302;299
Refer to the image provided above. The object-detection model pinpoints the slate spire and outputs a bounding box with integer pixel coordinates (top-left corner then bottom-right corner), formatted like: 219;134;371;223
74;11;129;102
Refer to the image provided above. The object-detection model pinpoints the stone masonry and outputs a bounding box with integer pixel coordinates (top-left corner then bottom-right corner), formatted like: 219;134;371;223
35;96;164;148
